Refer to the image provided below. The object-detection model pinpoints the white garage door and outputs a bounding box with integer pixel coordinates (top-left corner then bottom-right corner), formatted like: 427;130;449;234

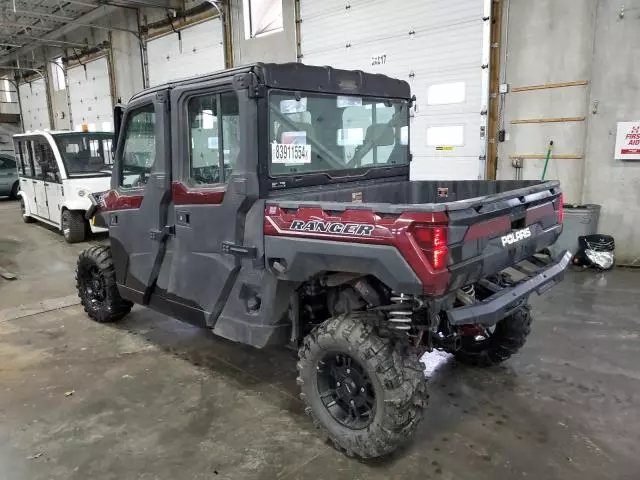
18;79;50;131
67;56;114;131
299;0;491;180
147;18;225;87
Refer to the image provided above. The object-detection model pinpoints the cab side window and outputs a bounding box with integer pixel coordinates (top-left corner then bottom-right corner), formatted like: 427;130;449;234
32;138;61;182
15;141;28;176
120;104;156;189
187;91;240;186
29;141;43;179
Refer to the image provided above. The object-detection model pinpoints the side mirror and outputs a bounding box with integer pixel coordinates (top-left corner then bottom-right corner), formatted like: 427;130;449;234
113;104;125;155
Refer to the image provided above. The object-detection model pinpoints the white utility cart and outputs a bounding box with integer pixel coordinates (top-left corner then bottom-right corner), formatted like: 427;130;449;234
13;130;113;243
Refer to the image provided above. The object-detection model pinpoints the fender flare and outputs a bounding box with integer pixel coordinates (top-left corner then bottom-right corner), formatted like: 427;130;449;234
60;198;92;217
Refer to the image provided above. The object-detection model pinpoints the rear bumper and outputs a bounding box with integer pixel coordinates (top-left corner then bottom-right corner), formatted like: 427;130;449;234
446;250;572;326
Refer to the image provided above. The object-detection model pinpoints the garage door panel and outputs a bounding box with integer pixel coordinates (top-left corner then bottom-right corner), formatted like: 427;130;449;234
67;57;113;131
18;80;50;131
147;19;224;86
411;113;482;160
413;71;483;119
300;0;489;180
301;0;480;57
410;155;481;180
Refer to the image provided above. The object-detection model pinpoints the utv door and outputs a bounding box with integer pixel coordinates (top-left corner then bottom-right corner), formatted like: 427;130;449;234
28;139;50;219
108;90;172;304
154;81;257;327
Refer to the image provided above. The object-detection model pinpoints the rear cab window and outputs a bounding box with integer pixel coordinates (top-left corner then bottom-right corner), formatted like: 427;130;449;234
267;91;409;180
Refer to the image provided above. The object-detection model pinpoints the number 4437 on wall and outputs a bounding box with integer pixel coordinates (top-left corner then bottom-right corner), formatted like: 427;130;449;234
371;54;387;66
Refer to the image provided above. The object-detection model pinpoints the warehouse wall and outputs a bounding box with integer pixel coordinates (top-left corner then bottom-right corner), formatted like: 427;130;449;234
230;0;297;65
498;0;640;262
496;0;596;203
111;10;144;103
582;0;640;264
34;8;143;130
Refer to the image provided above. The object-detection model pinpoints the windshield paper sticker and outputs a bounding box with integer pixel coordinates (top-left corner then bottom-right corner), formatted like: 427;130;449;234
281;131;307;144
337;96;363;108
280;98;307;114
272;143;311;164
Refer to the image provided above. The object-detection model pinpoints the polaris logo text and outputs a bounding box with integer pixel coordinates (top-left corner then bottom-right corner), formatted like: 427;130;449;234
290;220;375;236
501;227;532;246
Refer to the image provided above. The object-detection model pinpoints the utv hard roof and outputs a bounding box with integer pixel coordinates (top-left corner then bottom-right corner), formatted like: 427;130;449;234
129;63;411;103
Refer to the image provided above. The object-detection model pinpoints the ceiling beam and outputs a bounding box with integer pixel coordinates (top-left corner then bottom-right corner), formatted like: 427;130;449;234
101;0;182;9
0;22;51;32
0;5;121;64
11;9;74;22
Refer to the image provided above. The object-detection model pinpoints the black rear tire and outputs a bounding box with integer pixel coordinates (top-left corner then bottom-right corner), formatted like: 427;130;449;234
297;313;428;459
62;209;86;243
9;181;19;200
76;245;132;323
20;197;35;223
454;304;532;367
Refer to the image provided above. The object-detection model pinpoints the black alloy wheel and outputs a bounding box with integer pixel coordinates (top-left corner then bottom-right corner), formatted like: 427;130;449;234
78;264;107;307
317;352;375;430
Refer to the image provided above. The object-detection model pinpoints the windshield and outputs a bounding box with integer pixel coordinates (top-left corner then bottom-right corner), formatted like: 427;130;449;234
53;133;114;177
268;91;409;177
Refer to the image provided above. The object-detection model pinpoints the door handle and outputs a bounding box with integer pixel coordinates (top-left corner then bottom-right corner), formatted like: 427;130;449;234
44;182;49;186
20;178;26;182
176;211;190;225
32;180;37;184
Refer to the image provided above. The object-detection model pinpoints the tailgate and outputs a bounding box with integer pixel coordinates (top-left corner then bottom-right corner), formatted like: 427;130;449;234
445;182;563;292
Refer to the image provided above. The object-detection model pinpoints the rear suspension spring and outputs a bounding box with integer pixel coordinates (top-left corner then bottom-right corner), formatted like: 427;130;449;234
388;293;414;331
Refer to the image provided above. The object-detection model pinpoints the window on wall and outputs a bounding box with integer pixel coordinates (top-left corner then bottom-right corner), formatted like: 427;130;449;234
51;57;66;91
2;77;14;103
427;125;465;147
120;104;156;188
243;0;283;39
188;91;240;186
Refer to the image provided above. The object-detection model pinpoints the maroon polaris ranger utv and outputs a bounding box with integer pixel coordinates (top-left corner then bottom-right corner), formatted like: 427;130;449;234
76;63;570;459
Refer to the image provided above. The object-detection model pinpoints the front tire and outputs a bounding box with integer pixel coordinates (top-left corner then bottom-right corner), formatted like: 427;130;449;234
454;304;533;367
297;313;428;459
76;245;132;323
62;209;86;243
20;197;35;223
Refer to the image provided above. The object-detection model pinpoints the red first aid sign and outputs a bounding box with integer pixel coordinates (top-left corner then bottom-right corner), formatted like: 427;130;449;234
615;122;640;160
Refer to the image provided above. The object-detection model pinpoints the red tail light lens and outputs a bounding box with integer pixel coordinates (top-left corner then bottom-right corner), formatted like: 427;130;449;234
411;225;448;270
558;194;565;223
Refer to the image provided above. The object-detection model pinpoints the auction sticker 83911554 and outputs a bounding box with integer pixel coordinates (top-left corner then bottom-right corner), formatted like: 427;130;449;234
272;143;311;164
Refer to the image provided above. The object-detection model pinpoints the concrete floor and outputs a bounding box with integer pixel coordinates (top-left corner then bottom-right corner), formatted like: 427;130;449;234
1;197;639;480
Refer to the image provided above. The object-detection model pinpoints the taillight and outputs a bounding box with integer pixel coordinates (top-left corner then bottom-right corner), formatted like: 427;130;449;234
411;224;449;270
558;194;565;223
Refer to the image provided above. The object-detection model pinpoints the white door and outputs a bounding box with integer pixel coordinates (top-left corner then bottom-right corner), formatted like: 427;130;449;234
44;182;63;225
18;79;51;131
299;0;491;180
14;139;35;214
147;18;225;86
67;57;114;132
